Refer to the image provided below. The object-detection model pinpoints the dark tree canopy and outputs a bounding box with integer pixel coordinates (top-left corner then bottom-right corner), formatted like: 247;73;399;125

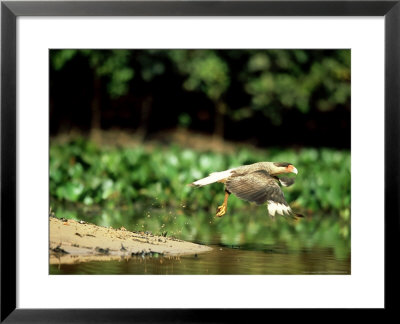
50;49;350;148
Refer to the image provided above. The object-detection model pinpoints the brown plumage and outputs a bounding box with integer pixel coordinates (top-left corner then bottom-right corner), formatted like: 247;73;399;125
190;162;302;219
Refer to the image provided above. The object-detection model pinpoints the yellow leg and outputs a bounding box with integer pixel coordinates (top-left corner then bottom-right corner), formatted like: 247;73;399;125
216;191;230;217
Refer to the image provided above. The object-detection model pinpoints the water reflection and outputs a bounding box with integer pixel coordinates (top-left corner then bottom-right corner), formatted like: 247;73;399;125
49;202;350;275
50;244;350;275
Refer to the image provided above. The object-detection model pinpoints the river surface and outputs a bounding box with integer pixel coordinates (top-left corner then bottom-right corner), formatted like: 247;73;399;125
49;203;351;275
50;243;350;275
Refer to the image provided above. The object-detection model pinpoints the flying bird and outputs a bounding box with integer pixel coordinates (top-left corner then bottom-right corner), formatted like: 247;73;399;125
190;162;302;219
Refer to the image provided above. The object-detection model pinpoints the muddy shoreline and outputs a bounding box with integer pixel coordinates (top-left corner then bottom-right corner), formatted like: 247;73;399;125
50;217;212;265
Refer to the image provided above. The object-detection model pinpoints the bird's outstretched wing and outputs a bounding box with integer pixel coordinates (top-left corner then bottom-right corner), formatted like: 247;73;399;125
226;170;294;218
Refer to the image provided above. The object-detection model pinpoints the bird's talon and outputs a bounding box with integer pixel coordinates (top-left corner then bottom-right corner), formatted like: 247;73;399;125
216;205;226;217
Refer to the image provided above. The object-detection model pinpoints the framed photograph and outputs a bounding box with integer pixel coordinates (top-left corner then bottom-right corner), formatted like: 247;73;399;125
1;0;398;321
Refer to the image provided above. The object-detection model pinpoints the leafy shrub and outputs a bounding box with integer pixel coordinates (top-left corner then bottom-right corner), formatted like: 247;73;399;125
50;138;350;255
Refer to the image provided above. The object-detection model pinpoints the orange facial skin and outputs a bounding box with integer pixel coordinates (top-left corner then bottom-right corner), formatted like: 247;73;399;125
287;165;295;173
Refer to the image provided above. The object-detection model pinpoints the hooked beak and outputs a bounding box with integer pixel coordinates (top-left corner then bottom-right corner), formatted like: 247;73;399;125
292;167;298;175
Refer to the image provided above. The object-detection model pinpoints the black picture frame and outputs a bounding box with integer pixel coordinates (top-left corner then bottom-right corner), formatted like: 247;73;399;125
1;0;399;322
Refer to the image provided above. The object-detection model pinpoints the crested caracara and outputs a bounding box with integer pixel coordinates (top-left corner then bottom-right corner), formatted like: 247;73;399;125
190;162;302;219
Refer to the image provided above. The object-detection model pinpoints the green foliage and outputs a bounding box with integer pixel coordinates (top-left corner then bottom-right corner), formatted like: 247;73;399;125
242;50;350;124
168;50;230;102
51;50;134;98
50;49;350;126
50;139;350;256
51;49;78;70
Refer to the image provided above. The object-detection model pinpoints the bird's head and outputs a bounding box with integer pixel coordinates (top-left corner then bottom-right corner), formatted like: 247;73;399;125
271;162;298;175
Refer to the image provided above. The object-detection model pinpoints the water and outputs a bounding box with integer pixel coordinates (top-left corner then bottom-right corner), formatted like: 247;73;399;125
49;203;350;275
50;243;350;275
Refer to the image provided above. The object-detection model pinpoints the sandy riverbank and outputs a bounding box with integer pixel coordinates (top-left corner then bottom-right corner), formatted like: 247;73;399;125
50;217;212;265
